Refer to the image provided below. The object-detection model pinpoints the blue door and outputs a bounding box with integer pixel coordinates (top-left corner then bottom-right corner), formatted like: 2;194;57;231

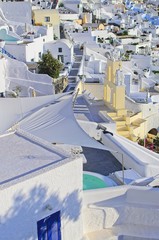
37;211;61;240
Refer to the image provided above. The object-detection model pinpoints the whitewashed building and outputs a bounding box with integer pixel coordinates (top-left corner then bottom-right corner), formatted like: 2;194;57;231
0;1;32;24
44;39;74;64
4;26;54;63
0;131;83;240
0;56;54;97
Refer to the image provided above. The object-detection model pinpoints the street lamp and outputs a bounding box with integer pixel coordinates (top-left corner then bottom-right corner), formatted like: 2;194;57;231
97;124;114;135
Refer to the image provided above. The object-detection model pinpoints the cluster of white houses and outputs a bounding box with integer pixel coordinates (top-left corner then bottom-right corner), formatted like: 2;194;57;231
1;0;159;240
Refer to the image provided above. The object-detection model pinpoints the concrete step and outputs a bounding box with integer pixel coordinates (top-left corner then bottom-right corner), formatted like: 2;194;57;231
116;121;126;127
69;69;79;76
72;62;81;68
74;48;83;55
75;56;82;62
111;117;125;121
117;131;130;138
68;78;76;83
117;126;128;131
107;112;117;118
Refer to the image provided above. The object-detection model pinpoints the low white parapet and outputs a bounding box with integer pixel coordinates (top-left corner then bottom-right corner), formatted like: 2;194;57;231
83;186;159;238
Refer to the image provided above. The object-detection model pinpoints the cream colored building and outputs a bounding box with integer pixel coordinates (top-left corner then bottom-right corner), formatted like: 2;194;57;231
104;59;126;115
103;59;146;141
32;9;60;39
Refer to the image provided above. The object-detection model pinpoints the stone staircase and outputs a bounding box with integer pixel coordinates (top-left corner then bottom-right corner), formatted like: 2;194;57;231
107;112;145;141
67;49;83;83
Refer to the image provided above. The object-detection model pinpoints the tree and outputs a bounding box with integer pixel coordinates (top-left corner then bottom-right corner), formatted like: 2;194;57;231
154;136;159;152
59;2;64;7
138;138;144;146
37;51;63;79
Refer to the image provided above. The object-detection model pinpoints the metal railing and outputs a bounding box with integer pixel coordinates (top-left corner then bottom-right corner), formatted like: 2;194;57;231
0;47;16;60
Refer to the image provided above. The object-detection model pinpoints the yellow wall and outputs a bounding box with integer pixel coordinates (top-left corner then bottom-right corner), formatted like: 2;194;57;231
129;112;142;124
82;14;88;24
115;86;125;109
103;60;148;141
76;81;104;99
106;59;121;83
32;9;60;26
104;59;125;111
76;19;83;25
98;24;105;30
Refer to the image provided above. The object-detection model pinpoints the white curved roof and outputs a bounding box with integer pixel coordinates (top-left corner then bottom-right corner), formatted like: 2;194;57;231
0;93;67;134
55;38;73;48
17;95;111;150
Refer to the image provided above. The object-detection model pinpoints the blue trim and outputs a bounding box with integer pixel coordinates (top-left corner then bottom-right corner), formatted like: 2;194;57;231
37;211;61;240
0;47;16;59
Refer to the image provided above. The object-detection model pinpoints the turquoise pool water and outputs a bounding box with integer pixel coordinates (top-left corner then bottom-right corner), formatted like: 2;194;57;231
83;174;107;190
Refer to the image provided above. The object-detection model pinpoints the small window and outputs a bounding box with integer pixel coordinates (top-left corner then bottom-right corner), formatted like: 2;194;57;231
44;16;50;22
39;52;42;58
58;48;62;52
31;58;34;62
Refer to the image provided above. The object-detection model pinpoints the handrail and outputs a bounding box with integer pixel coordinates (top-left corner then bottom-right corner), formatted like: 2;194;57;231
0;47;16;60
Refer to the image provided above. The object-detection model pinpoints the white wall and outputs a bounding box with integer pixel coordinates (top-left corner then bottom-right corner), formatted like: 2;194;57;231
0;2;32;24
120;38;140;45
86;60;104;74
0;157;83;240
4;26;54;63
125;96;142;114
5;36;45;62
25;38;44;62
91;30;115;40
0;57;54;96
126;97;159;133
78;120;102;141
85;46;107;62
83;185;159;236
53;24;60;40
124;74;131;96
102;133;159;177
128;28;138;36
142;103;159;132
0;58;6;93
131;55;151;69
9;77;53;96
44;41;74;64
44;26;54;42
123;44;137;53
60;14;79;21
140;102;159;119
64;1;80;13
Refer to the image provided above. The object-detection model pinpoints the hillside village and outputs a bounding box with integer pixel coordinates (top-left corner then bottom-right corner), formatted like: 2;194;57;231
0;0;159;239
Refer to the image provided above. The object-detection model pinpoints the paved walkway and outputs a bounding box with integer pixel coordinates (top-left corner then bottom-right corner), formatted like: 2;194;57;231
74;95;107;123
74;96;121;176
83;147;122;176
68;47;83;83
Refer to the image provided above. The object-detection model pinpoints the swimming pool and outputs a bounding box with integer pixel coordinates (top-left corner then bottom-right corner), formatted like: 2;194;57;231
83;171;117;190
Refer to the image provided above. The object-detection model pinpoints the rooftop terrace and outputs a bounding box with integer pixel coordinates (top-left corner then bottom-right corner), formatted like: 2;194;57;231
0;132;69;188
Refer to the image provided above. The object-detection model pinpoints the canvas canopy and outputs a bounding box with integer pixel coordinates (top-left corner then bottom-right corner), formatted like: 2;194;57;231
0;93;69;134
17;95;112;151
